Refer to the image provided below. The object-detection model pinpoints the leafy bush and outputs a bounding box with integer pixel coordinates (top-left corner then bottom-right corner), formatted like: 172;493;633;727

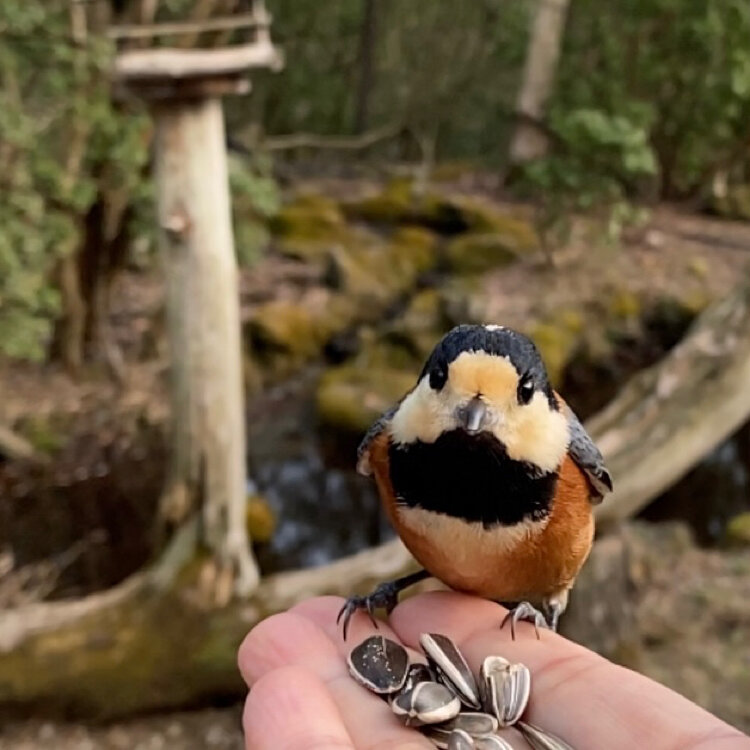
0;0;148;360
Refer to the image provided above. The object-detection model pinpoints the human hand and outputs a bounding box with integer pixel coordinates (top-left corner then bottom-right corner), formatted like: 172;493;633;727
238;592;750;749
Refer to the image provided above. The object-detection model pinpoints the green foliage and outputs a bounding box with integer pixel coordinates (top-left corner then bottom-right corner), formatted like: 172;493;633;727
0;0;148;361
254;0;529;158
230;152;281;267
551;0;750;199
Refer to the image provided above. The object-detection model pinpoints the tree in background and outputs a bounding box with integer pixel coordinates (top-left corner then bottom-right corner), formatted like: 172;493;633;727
509;0;570;166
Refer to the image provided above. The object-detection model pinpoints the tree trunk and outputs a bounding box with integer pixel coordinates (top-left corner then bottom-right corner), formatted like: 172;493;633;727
153;97;259;596
354;0;378;134
508;0;570;165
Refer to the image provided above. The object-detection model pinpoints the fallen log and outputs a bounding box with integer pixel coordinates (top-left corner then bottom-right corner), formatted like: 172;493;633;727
1;283;749;719
0;532;417;719
593;282;750;527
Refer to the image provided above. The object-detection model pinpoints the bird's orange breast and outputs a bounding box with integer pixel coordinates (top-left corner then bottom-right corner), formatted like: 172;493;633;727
367;432;594;602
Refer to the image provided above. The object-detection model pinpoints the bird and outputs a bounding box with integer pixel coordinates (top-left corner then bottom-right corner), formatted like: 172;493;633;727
338;323;612;639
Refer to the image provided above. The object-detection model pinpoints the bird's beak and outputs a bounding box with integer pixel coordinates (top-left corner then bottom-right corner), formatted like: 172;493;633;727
457;397;488;434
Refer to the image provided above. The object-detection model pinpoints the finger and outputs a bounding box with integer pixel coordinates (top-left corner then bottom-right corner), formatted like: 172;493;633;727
243;665;354;750
240;599;433;749
390;592;750;750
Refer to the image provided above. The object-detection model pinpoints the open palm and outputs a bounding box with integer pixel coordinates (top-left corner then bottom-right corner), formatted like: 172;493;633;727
238;592;749;750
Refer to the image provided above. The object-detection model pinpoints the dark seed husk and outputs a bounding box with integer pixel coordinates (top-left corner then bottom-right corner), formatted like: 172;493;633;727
420;633;482;709
474;735;514;750
440;712;498;737
518;721;576;750
347;635;409;695
399;662;434;696
447;728;476;750
391;681;461;725
420;725;453;749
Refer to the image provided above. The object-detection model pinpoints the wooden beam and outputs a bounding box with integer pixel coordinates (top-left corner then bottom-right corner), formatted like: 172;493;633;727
114;40;283;83
108;12;265;41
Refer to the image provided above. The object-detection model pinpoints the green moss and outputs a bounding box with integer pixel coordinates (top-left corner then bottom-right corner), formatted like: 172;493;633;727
248;300;327;358
328;227;437;308
445;231;528;273
340;178;415;224
608;289;642;320
316;365;415;433
343;181;541;244
246;494;276;544
446;196;538;239
18;414;65;455
270;193;345;240
726;513;750;546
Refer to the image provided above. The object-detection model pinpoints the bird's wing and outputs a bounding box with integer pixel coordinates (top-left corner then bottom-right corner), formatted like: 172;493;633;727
559;398;613;504
356;402;399;476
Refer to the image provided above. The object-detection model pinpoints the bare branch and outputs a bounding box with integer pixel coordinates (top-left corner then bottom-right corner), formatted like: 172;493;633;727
262;123;400;152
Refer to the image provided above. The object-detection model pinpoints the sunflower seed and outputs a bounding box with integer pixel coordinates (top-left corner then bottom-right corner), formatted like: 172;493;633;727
347;635;409;695
447;728;476;750
420;725;453;749
474;735;515;750
518;721;576;750
420;633;482;709
479;656;510;713
398;662;434;696
481;658;530;727
440;712;498;737
391;681;461;725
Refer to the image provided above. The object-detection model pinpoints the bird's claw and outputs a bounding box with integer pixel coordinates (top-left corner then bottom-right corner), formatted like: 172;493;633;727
500;601;549;640
336;581;401;641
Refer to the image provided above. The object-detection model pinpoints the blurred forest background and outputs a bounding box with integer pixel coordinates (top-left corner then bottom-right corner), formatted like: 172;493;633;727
1;0;750;747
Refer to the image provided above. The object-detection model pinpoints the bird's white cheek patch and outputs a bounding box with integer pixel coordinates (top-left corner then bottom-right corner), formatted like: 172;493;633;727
496;392;569;473
390;378;449;445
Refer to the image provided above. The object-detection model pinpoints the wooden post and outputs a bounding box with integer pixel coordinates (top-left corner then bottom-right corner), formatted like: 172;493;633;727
113;26;282;597
153;95;258;596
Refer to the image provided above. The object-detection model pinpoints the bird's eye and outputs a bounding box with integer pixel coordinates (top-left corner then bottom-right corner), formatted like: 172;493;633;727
429;363;448;390
517;376;534;404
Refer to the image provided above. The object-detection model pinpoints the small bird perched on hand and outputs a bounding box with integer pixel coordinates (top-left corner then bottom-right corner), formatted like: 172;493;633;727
338;324;612;639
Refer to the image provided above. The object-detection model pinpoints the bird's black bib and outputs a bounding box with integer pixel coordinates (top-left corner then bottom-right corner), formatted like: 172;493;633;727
388;430;557;528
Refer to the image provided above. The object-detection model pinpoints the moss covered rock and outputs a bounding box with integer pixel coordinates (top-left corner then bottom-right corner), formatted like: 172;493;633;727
316;365;415;434
726;513;750;546
343;179;540;242
445;229;533;273
270;193;346;240
246;494;277;544
328;226;437;309
247;295;358;371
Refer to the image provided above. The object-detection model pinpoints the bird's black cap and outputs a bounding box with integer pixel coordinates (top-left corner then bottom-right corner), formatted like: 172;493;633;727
419;325;556;406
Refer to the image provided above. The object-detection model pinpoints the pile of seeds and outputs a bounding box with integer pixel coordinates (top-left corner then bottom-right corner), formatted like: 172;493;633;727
347;634;574;750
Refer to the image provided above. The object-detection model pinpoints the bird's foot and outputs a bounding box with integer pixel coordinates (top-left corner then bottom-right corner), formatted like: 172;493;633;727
500;601;549;640
337;582;401;641
337;570;430;640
